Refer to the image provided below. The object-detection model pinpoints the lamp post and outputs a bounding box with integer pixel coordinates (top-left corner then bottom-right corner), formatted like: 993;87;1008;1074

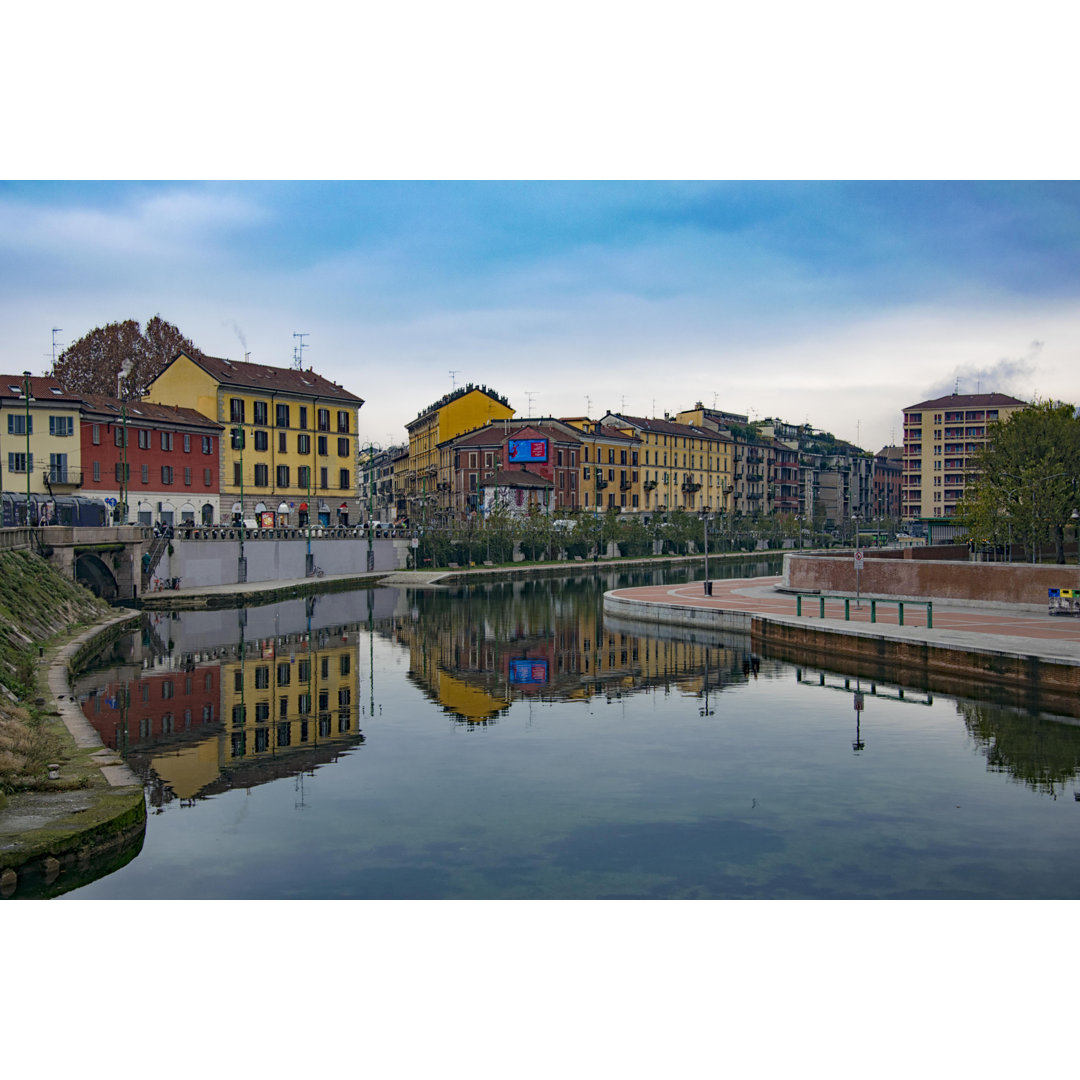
701;509;712;595
365;442;381;572
22;372;32;526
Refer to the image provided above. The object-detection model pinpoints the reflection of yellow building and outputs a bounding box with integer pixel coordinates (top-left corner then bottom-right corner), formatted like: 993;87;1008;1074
404;384;514;520
220;630;362;764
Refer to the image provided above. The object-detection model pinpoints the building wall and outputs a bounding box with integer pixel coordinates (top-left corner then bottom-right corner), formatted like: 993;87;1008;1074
1;399;82;496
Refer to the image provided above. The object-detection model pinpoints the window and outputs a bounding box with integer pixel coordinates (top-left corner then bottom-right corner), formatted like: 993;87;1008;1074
298;465;310;489
184;467;192;486
7;415;31;435
338;437;350;457
137;429;150;450
161;431;174;451
8;452;32;473
298;433;311;455
278;432;287;453
234;463;243;486
202;436;213;454
276;403;290;428
92;461;101;482
161;466;174;484
46;453;68;482
114;462;128;482
317;435;328;456
255;666;270;689
277;662;291;687
339;468;350;489
253;400;268;426
254;463;268;486
229;398;245;423
254;430;268;452
298;406;308;430
48;415;74;437
337;410;350;433
297;660;311;683
114;427;127;447
277;465;290;487
92;424;100;445
620;450;627;465
317;408;330;431
320;467;328;489
203;468;212;486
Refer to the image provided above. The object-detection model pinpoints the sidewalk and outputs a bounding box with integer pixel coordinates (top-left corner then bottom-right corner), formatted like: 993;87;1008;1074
605;575;1080;666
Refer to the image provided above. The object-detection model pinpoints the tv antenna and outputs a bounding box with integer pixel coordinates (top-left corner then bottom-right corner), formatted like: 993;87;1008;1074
524;390;537;415
584;394;592;417
293;331;309;370
51;328;63;373
449;370;460;390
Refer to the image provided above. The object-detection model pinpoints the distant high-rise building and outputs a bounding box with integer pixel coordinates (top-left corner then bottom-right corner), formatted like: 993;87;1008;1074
901;392;1027;521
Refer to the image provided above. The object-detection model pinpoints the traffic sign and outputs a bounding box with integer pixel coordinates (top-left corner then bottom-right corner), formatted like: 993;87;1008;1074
854;549;865;570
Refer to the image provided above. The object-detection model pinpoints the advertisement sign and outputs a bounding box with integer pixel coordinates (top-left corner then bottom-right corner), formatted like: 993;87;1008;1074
509;658;549;684
508;438;548;463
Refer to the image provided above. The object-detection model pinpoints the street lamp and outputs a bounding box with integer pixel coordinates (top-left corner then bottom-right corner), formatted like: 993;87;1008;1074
22;372;32;526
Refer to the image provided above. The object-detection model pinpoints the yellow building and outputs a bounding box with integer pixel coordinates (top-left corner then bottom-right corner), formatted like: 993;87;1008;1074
0;374;84;509
146;352;364;526
404;384;514;523
605;412;733;515
901;392;1027;521
560;417;642;512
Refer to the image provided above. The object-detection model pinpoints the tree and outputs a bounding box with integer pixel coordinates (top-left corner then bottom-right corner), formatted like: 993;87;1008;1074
957;400;1080;564
53;315;206;398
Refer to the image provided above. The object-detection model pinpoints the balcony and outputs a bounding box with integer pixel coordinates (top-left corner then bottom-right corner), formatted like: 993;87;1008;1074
43;468;82;489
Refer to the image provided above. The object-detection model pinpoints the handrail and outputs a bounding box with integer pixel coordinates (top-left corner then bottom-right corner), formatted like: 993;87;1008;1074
794;593;933;628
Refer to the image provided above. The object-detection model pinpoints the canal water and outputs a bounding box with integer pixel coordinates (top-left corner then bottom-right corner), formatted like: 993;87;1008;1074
60;559;1080;899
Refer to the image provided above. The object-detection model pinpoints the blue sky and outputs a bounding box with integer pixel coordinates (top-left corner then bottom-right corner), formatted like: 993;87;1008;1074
2;180;1078;452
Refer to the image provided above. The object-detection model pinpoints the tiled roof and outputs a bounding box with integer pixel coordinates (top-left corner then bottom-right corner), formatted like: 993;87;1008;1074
606;413;723;440
167;352;364;405
79;393;223;429
0;375;83;404
479;468;554;488
906;392;1027;411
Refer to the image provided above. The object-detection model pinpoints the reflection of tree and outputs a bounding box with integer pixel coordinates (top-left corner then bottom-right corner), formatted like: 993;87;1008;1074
960;701;1080;797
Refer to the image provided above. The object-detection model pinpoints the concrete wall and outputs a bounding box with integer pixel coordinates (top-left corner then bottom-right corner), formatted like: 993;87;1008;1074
150;536;404;589
784;553;1080;607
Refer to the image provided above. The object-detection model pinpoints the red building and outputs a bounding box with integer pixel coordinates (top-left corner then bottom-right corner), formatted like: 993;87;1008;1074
80;394;222;525
446;421;582;516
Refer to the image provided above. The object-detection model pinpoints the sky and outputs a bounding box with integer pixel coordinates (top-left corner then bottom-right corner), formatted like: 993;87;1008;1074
2;180;1078;454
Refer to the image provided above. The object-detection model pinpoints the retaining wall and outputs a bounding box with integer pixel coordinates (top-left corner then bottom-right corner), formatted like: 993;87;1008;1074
783;553;1080;607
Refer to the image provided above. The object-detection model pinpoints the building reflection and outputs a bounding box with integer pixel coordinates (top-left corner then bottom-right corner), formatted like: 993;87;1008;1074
388;579;773;725
74;604;370;807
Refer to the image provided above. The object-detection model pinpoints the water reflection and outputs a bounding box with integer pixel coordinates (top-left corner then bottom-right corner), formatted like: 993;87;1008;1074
60;560;1080;899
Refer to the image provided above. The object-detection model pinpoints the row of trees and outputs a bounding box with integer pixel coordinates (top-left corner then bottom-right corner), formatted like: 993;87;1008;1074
958;400;1080;564
410;506;849;568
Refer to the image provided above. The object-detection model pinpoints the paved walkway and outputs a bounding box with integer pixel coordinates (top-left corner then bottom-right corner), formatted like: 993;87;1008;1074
607;575;1080;665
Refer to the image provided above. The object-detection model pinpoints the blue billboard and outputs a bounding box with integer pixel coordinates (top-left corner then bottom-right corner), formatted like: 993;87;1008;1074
507;438;548;464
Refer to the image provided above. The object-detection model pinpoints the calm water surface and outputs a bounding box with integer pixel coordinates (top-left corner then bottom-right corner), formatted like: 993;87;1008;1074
61;560;1080;899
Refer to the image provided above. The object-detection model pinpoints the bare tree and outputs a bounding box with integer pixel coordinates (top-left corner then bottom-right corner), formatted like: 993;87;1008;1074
53;315;206;398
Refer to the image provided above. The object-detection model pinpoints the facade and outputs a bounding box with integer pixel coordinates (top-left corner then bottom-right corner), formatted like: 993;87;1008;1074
479;468;556;518
0;375;84;507
404;384;514;521
607;412;731;515
358;444;405;525
444;420;582;517
901;392;1027;521
871;446;903;523
79;394;222;525
563;418;643;513
145;352;364;527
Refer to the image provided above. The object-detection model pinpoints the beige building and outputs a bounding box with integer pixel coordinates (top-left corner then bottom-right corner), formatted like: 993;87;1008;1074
901;392;1026;521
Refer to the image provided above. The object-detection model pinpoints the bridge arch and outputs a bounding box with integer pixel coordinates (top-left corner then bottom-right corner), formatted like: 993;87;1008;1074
75;551;120;600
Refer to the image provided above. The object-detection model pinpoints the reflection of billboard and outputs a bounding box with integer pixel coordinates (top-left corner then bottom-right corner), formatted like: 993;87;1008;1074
508;438;548;463
509;658;549;684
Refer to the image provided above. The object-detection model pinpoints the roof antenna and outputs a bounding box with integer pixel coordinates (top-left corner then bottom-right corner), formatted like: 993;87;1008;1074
524;390;536;415
449;370;460;391
293;331;309;370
